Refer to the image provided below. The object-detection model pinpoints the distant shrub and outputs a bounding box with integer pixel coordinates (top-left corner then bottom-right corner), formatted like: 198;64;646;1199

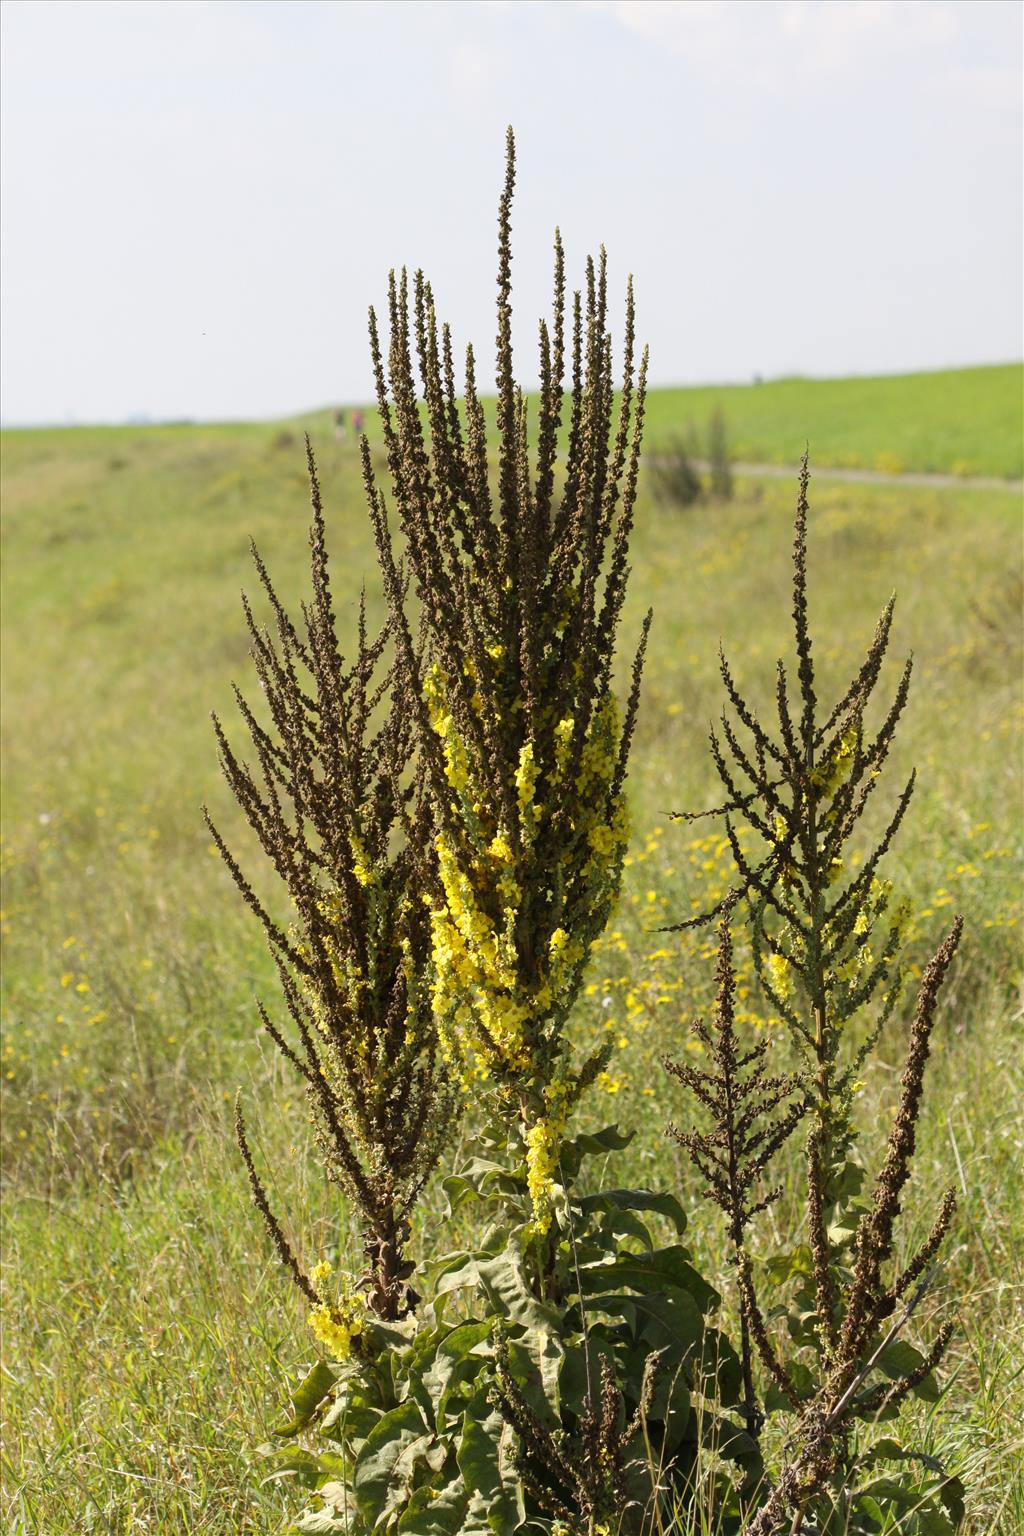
648;430;703;508
708;407;734;500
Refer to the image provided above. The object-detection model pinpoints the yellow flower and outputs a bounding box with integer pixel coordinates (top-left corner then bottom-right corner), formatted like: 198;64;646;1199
767;951;793;999
308;1291;366;1362
350;836;374;887
310;1259;333;1294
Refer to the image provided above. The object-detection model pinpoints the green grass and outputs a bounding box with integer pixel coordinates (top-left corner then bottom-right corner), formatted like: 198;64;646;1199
640;363;1024;479
1;414;1021;1533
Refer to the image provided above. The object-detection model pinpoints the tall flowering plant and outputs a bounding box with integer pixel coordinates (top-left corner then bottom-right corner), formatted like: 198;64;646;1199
208;447;454;1324
670;465;966;1534
365;129;650;1239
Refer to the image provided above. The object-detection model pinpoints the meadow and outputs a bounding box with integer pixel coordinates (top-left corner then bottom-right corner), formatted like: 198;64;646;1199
640;363;1023;479
1;382;1022;1533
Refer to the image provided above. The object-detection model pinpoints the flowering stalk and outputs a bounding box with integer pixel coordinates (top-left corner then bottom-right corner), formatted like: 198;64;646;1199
664;911;803;1441
210;444;455;1323
673;462;963;1519
364;128;651;1240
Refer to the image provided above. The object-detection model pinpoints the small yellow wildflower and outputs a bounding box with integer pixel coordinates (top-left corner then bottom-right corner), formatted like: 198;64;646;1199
767;951;793;999
308;1291;366;1362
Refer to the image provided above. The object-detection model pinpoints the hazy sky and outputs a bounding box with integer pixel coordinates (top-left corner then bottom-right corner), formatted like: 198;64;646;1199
1;0;1021;425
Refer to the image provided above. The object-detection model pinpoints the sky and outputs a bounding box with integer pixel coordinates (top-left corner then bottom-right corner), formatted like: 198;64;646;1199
1;0;1021;425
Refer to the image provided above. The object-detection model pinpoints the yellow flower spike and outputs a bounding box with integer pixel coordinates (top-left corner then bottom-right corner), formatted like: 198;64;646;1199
767;951;794;999
310;1259;333;1295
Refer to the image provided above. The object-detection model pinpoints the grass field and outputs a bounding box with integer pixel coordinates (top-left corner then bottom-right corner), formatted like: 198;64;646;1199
1;394;1022;1533
640;363;1024;479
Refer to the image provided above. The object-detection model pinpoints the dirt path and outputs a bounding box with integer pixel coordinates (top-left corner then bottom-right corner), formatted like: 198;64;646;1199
680;459;1022;493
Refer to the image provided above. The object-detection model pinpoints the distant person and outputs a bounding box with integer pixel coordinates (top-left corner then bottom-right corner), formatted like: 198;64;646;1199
333;407;347;438
351;409;365;439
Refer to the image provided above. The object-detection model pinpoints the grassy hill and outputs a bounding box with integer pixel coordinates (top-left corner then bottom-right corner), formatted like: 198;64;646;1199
289;362;1024;479
640;363;1024;478
1;394;1022;1532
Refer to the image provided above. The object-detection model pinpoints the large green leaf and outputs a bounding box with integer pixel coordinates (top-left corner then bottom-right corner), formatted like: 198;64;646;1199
422;1319;495;1431
559;1124;634;1180
763;1358;816;1412
293;1482;354;1534
457;1399;523;1532
856;1478;956;1528
576;1246;719;1314
259;1445;321;1487
502;1334;562;1427
473;1241;560;1330
877;1339;941;1401
442;1160;522;1219
397;1479;469;1533
558;1334;621;1417
764;1245;814;1287
274;1360;338;1437
353;1399;430;1525
578;1188;688;1236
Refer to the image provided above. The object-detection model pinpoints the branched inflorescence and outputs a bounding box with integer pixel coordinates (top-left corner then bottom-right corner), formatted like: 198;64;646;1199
665;911;803;1440
493;1330;656;1534
209;443;455;1323
363;127;651;1236
671;459;963;1523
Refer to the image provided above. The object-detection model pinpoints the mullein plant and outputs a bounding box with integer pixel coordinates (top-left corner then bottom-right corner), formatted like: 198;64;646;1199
364;127;651;1251
256;131;755;1536
669;462;966;1533
208;444;454;1328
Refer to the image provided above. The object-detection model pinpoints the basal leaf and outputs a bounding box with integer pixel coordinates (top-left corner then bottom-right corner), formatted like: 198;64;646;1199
353;1399;430;1524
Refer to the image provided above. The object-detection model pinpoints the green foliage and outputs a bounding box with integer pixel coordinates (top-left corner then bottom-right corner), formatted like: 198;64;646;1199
271;1131;756;1536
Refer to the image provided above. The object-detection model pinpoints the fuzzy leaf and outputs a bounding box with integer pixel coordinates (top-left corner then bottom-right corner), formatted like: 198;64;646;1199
259;1446;321;1487
397;1480;469;1533
763;1358;816;1412
856;1477;957;1531
558;1124;634;1180
442;1160;522;1219
353;1399;430;1523
274;1360;337;1437
558;1334;621;1416
293;1483;353;1534
423;1320;495;1431
577;1247;719;1315
473;1242;560;1330
457;1399;522;1532
764;1245;814;1287
585;1284;705;1358
577;1187;688;1235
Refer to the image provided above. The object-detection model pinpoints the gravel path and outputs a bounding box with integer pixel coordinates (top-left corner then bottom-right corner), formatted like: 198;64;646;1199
678;459;1022;493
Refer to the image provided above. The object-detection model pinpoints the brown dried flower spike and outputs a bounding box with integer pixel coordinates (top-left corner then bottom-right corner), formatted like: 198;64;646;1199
207;443;454;1320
